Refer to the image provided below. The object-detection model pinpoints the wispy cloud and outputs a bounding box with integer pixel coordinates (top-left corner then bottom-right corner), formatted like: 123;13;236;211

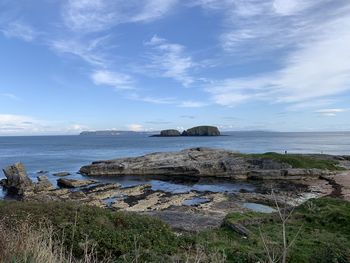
178;100;208;108
0;114;88;135
128;93;176;104
272;0;317;15
0;93;20;101
315;108;348;117
145;35;195;86
62;0;178;33
195;0;334;57
205;2;350;109
129;0;178;23
50;36;109;67
0;114;44;135
1;21;39;42
91;70;134;90
127;124;144;132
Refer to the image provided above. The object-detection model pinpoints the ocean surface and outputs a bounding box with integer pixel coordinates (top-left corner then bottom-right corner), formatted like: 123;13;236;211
1;131;349;198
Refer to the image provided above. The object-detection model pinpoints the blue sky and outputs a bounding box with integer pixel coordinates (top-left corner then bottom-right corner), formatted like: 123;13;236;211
0;0;350;135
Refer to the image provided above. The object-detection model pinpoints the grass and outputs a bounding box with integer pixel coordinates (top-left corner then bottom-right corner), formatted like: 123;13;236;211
194;197;350;262
0;198;349;262
241;152;343;170
0;201;179;262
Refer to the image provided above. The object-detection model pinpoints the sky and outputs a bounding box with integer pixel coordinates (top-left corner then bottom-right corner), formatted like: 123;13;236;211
0;0;350;135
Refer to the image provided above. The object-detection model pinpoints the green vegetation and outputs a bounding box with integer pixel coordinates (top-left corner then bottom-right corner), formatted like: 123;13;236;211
0;201;180;262
194;197;350;262
243;152;343;170
0;198;349;262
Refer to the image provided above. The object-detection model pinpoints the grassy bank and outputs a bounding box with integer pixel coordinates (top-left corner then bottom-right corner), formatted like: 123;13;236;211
242;152;343;171
0;198;349;262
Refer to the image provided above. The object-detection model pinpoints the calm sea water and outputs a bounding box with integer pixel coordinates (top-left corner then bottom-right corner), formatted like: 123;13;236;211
1;131;349;198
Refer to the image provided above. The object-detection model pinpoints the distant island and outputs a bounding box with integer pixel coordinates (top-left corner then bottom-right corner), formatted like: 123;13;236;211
151;125;221;137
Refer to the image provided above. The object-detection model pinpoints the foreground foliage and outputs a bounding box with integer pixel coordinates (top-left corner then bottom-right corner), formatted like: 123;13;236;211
0;197;349;262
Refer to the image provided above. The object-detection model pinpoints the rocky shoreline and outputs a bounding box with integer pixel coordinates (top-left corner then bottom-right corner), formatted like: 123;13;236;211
1;147;349;231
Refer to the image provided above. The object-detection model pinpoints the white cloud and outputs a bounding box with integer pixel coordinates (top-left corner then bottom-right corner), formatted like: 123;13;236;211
62;0;178;33
0;114;42;134
315;108;347;117
127;124;144;132
0;114;89;135
273;0;316;16
66;124;88;131
205;5;350;108
91;70;134;90
205;77;270;106
1;21;38;42
130;0;178;23
145;35;195;86
178;100;208;108
128;93;176;104
195;0;335;57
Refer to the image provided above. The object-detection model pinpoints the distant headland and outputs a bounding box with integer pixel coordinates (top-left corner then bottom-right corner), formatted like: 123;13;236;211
79;126;221;137
79;130;151;136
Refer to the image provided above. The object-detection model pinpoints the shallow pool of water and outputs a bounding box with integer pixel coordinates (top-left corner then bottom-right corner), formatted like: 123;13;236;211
1;171;257;198
183;197;211;206
86;175;256;194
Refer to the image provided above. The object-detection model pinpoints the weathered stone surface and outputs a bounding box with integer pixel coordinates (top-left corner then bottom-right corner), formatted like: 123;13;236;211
80;148;248;178
83;183;121;199
2;163;33;195
182;126;220;136
57;178;97;188
80;148;336;180
53;172;70;177
34;175;55;192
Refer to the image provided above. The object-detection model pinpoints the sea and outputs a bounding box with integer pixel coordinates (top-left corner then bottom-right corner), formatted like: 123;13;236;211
1;131;349;198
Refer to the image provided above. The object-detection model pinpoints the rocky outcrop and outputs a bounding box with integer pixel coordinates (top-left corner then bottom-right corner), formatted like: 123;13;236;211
1;163;34;195
182;126;220;136
79;147;337;180
160;129;181;137
152;126;221;137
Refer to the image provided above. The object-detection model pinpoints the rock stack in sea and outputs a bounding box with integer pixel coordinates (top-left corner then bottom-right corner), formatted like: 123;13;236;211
152;125;221;137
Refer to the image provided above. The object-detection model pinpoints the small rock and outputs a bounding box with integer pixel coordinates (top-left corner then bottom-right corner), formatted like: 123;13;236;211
57;178;97;188
223;221;251;237
53;172;71;177
34;175;55;192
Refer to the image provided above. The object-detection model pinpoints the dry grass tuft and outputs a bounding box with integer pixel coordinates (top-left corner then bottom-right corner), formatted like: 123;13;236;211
0;217;110;263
